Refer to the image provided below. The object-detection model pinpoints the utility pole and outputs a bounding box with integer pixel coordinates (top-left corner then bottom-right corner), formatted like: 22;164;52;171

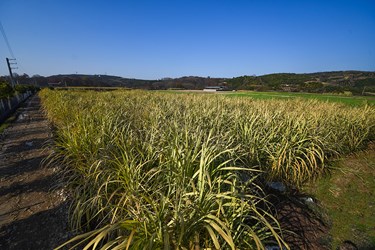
6;57;17;87
362;86;366;96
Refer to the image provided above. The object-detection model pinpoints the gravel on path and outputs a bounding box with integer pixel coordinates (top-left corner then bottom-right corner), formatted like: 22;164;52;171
0;94;70;250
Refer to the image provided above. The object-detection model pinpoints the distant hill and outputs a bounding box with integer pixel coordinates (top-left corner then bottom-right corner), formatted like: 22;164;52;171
227;71;375;94
1;74;227;90
1;71;374;95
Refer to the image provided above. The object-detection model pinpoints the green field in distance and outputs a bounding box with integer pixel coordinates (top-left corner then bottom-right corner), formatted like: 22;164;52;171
221;91;375;106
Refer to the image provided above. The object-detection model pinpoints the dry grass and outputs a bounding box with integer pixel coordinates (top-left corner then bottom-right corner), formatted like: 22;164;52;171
39;89;375;249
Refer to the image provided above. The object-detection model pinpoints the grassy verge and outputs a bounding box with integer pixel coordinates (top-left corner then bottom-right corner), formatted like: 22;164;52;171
305;144;375;249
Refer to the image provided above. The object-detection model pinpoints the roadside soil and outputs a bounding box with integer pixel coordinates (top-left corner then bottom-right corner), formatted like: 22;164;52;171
0;95;70;250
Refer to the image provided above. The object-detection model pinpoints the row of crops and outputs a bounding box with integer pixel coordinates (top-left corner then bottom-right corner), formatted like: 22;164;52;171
39;89;375;249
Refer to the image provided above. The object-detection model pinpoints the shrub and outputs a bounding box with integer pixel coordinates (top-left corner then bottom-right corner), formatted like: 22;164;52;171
0;82;14;99
14;84;39;93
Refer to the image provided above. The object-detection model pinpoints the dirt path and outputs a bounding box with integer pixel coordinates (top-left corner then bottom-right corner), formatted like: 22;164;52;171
0;95;70;249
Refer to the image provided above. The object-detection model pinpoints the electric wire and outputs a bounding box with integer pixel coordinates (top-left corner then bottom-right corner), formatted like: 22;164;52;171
0;21;16;59
0;21;31;77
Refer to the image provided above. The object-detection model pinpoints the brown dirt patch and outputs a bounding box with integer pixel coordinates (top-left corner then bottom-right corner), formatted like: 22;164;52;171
275;196;331;250
0;95;70;249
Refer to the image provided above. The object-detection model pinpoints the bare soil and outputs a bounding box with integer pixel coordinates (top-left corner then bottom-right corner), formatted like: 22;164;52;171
275;195;331;249
0;95;70;250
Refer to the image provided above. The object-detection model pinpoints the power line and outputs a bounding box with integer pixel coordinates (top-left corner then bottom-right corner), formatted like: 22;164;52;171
0;21;15;59
1;21;29;77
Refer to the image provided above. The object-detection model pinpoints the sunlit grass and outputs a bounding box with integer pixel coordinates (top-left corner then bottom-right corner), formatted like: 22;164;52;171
40;89;375;249
305;144;375;249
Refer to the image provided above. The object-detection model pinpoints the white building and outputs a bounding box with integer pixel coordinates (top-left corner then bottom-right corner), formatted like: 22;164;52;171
203;86;226;92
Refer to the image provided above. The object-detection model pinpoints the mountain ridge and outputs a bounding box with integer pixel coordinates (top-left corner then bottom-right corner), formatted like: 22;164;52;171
1;70;374;95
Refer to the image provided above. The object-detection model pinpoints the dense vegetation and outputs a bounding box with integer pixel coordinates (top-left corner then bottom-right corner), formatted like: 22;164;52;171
40;89;375;249
0;81;38;99
0;82;14;99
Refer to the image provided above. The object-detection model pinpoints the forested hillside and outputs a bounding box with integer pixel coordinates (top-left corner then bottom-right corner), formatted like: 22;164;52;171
1;71;374;95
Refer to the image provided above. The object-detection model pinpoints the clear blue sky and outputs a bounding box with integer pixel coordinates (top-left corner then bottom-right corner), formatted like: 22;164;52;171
1;0;374;79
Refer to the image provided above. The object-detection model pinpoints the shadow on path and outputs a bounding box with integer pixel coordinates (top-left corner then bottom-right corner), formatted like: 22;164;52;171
0;94;71;249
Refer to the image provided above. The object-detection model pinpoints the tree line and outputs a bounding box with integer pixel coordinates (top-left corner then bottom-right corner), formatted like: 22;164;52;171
1;71;374;95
